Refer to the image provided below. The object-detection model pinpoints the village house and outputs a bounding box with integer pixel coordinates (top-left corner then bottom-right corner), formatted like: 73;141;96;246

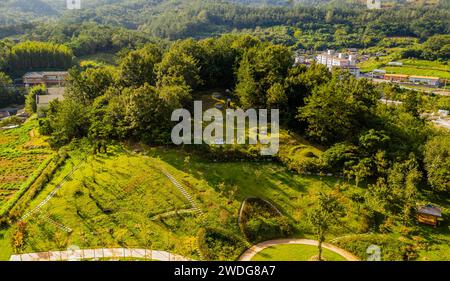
316;50;361;77
387;61;403;66
383;73;441;86
371;69;386;79
408;75;441;86
367;0;381;9
417;204;442;227
384;73;409;83
23;71;68;87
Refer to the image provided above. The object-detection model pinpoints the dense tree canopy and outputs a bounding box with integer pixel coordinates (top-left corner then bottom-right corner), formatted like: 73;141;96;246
235;43;293;108
1;1;448;52
424;135;450;193
6;41;73;75
298;71;379;145
119;44;162;87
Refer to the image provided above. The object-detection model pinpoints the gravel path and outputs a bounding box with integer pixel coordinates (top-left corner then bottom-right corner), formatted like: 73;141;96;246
239;239;360;261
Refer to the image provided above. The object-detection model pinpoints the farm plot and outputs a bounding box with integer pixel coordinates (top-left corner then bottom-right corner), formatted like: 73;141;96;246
0;119;53;208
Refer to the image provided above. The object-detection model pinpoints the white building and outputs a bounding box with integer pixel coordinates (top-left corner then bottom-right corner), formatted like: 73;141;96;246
294;55;305;65
408;75;441;86
367;0;381;9
387;61;403;66
438;110;449;117
316;50;361;77
67;0;81;10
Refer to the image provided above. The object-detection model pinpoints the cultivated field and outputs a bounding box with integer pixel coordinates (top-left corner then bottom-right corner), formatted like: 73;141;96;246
359;58;450;80
0;118;53;213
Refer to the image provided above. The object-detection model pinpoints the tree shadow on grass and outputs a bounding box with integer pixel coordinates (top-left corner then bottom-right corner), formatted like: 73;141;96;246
415;217;450;245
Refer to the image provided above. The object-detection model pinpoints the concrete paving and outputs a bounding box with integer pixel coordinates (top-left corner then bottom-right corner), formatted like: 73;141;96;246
239;239;360;261
10;248;194;261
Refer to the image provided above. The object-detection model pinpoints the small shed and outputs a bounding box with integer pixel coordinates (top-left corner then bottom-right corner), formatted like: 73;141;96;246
417;204;442;227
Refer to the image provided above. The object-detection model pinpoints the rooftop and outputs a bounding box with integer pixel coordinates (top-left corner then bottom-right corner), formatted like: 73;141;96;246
385;74;409;78
23;71;68;78
418;204;442;217
409;75;440;80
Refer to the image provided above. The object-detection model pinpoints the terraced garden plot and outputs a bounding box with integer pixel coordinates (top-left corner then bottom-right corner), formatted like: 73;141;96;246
359;57;450;79
18;146;206;259
0;119;53;207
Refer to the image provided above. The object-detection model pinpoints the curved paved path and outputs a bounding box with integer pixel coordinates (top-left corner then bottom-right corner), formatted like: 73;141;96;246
10;248;194;261
239;239;359;261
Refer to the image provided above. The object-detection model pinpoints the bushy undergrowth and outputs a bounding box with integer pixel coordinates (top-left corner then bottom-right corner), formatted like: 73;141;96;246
240;198;292;243
334;234;419;261
197;227;250;261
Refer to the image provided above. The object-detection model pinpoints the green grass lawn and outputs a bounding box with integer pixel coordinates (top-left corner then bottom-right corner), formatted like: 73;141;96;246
252;244;346;261
0;228;13;260
75;52;118;66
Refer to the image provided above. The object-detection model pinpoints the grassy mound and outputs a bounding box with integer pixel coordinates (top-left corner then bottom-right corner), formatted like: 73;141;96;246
240;198;292;243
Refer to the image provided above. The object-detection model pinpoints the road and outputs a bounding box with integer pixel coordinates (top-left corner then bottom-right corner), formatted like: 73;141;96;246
239;239;360;261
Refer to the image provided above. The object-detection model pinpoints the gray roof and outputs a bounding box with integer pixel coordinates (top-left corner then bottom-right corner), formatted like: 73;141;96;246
23;71;68;79
418;204;442;217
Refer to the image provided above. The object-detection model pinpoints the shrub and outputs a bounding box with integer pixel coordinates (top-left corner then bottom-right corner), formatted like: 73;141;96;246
240;198;292;243
0;116;24;127
334;234;418;261
197;227;249;261
245;216;291;243
5;152;68;220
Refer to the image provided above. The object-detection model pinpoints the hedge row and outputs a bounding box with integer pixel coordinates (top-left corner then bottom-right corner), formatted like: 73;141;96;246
0;156;53;218
4;151;68;221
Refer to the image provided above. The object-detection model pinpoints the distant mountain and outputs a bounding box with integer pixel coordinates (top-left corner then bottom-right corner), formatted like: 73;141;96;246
226;0;291;5
1;0;58;15
0;0;446;38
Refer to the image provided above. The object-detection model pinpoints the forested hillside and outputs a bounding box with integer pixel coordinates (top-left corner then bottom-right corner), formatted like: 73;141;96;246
0;0;448;74
0;0;448;41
